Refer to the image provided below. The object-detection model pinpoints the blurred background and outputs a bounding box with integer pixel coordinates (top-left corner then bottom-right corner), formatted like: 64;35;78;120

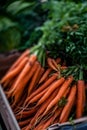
0;0;87;53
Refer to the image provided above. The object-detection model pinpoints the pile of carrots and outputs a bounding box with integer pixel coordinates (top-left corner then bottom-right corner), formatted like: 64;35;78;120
0;49;87;130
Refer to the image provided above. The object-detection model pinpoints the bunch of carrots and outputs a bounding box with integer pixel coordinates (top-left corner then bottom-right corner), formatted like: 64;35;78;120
0;48;87;130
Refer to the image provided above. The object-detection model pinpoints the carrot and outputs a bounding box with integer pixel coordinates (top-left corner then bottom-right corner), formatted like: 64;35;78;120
22;126;28;130
28;63;41;96
37;77;65;106
77;80;86;116
41;85;70;123
34;116;53;130
1;57;29;85
39;68;51;84
9;49;30;71
16;107;37;120
53;108;63;122
34;124;44;130
24;74;57;106
52;59;59;69
29;87;49;104
44;76;74;115
50;58;61;71
34;67;45;87
3;77;15;90
76;72;85;119
8;61;39;96
13;93;27;113
41;116;55;130
11;54;37;89
38;108;62;130
18;118;31;128
59;84;76;123
11;61;39;107
28;88;59;129
47;58;58;71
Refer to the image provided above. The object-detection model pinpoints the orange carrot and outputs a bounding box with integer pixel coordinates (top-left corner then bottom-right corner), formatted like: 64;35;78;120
41;116;55;130
11;54;37;89
39;68;51;84
52;59;59;69
1;57;29;85
6;61;38;100
29;87;49;104
35;67;45;86
41;86;70;122
76;80;85;118
44;76;74;115
11;61;39;107
16;107;37;120
28;88;59;128
18;118;31;128
22;126;28;130
9;49;30;71
28;64;41;95
24;74;57;106
37;77;65;106
59;84;76;123
47;58;58;71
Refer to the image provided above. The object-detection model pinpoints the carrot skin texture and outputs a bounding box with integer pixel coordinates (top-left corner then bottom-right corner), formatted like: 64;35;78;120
59;84;76;123
28;88;59;129
28;64;41;96
11;61;39;107
39;68;51;84
37;77;65;106
29;87;49;104
44;76;74;114
76;80;85;118
24;74;57;106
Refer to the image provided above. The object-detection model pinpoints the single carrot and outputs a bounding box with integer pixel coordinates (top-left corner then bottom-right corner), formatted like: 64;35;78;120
9;49;30;71
24;74;57;106
77;80;86;117
39;68;51;84
44;76;74;115
76;70;85;118
59;84;76;123
28;63;41;95
1;57;29;85
37;77;65;106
